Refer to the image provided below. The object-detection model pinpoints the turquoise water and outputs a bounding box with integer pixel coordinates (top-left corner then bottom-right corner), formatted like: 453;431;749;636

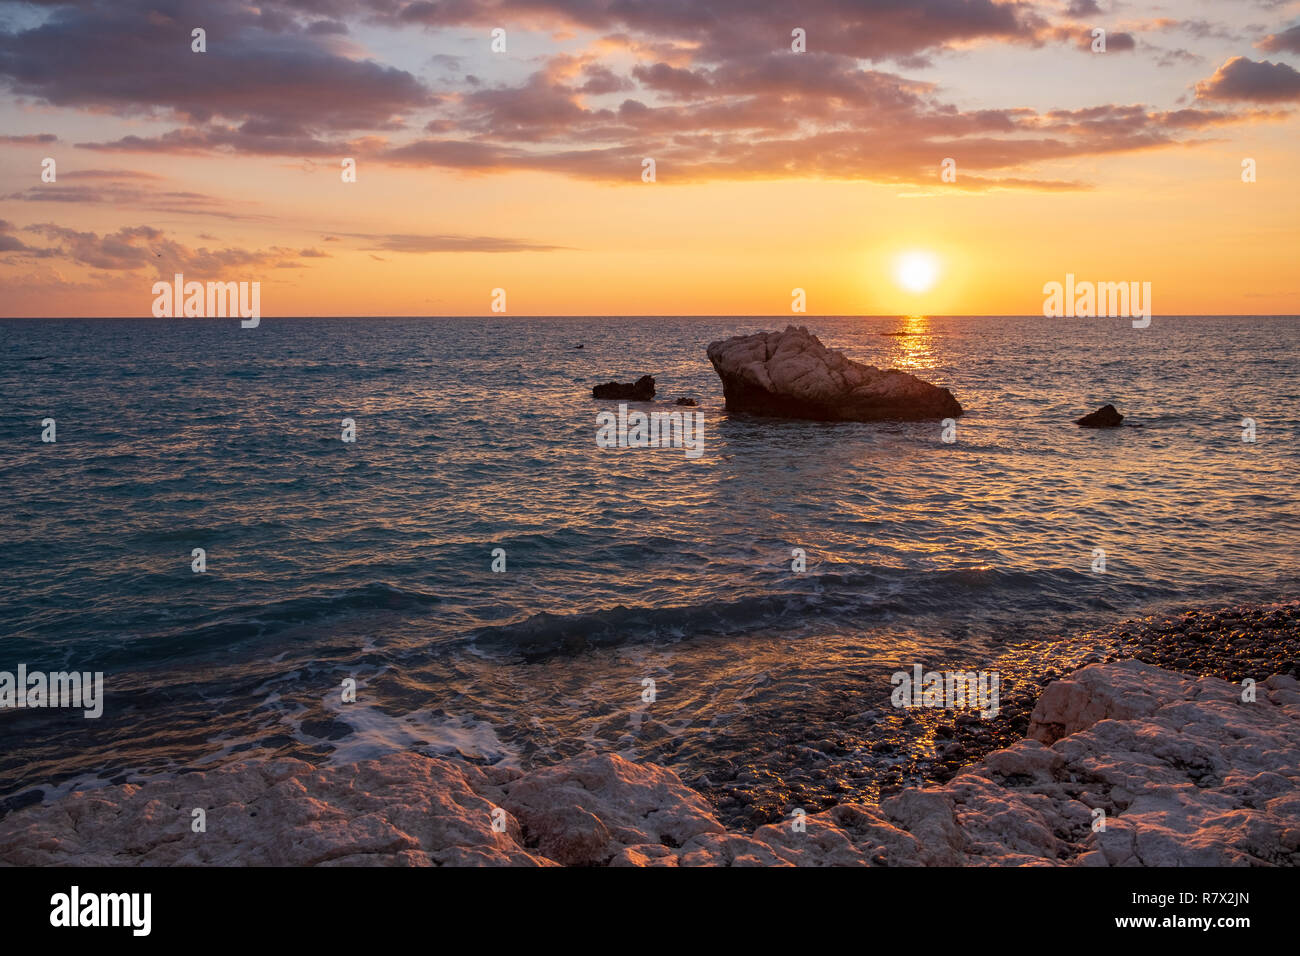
1;315;1297;817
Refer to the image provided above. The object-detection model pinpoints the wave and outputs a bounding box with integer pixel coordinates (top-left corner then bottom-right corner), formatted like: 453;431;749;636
78;582;442;669
465;565;1167;657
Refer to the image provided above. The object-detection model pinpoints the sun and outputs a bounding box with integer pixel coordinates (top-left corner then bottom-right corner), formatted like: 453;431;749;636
894;251;941;293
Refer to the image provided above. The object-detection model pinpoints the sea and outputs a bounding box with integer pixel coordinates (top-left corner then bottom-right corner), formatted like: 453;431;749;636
1;315;1297;824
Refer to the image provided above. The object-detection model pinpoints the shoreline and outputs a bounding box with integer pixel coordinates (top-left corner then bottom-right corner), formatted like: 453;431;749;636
896;599;1299;792
695;598;1300;830
1;600;1296;866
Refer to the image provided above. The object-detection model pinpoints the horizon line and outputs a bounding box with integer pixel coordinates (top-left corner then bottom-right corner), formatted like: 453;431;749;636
3;313;1298;320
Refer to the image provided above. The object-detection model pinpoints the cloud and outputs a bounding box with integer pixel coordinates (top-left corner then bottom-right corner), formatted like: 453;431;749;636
381;0;1051;63
1196;56;1300;102
5;173;267;221
307;19;349;35
0;219;56;256
12;222;323;274
374;51;1258;187
0;0;429;134
8;0;1291;192
1042;24;1136;51
61;169;166;181
76;126;388;159
1257;25;1300;54
1155;47;1203;68
344;232;569;252
0;133;59;144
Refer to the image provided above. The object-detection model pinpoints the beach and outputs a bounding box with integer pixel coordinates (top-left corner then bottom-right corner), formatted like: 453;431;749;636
2;600;1295;866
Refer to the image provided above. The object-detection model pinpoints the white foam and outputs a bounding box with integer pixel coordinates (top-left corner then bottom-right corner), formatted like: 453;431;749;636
316;680;519;769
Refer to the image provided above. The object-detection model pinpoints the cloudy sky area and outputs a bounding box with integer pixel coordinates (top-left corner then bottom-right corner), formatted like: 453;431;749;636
1;0;1297;315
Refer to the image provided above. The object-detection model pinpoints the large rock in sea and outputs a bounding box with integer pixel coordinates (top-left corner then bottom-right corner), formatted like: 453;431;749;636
706;326;961;421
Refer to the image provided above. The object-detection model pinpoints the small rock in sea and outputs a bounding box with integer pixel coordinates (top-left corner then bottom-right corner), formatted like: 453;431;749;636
674;397;697;406
574;344;584;349
1075;404;1125;427
592;375;655;401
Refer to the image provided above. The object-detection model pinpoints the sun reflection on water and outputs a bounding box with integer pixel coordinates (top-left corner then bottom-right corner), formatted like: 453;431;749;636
888;314;936;372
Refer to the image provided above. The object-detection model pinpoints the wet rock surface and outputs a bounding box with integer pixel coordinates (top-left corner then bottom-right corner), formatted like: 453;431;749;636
690;601;1300;831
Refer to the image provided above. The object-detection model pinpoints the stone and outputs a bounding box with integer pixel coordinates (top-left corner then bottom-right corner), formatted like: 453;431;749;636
706;326;962;421
592;375;654;401
2;662;1296;867
1075;404;1124;427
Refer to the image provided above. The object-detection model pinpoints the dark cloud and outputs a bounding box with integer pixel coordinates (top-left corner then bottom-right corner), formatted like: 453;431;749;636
1177;19;1242;42
0;219;56;256
631;63;712;97
380;0;1050;63
9;0;1288;192
0;133;59;144
0;0;429;133
77;126;383;158
16;222;319;273
1196;56;1300;102
5;180;267;221
578;64;632;95
373;51;1251;186
1105;32;1138;52
1155;47;1203;68
61;169;165;180
1257;24;1300;54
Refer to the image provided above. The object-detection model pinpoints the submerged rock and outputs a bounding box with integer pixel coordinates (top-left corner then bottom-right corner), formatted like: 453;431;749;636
674;397;697;407
1075;404;1124;427
592;375;655;401
706;326;961;421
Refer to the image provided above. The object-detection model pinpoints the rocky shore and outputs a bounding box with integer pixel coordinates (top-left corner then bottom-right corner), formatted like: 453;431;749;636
1;603;1296;866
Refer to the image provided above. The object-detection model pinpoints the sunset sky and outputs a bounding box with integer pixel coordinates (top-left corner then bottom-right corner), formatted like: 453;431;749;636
1;0;1298;317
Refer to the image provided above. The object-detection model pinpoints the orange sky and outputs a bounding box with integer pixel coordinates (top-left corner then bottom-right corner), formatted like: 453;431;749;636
2;0;1298;316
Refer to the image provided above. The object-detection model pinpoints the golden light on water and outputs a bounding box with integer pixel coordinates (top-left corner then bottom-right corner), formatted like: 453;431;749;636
891;314;935;372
